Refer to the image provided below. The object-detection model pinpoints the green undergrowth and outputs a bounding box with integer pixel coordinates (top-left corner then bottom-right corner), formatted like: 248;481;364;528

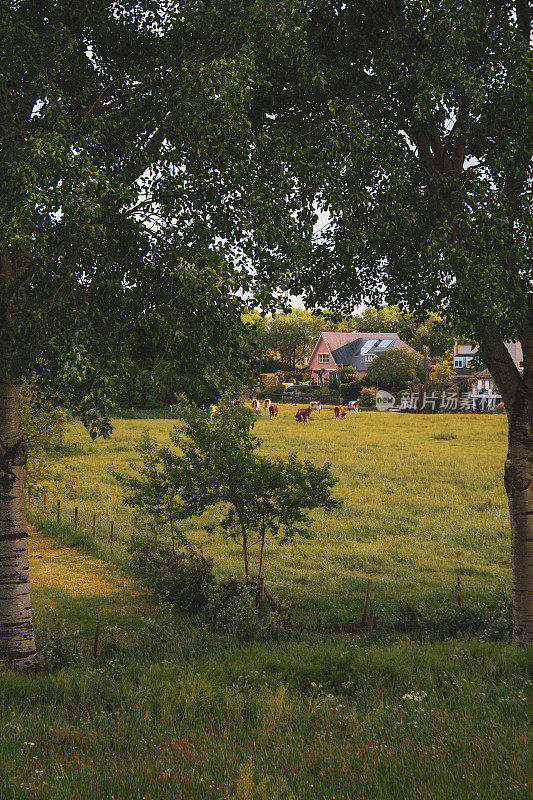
1;627;531;800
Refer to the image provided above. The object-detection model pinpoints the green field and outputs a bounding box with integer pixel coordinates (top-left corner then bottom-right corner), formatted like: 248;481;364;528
2;407;531;800
34;406;512;628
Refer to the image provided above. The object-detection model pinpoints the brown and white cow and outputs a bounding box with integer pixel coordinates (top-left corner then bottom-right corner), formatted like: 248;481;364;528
209;405;218;417
334;405;347;419
308;401;322;413
251;399;260;411
263;398;271;411
348;400;359;412
269;403;279;418
295;407;311;424
232;399;243;406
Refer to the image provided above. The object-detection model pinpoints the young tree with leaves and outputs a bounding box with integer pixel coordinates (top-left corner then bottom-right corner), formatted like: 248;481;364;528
430;359;456;395
116;401;340;582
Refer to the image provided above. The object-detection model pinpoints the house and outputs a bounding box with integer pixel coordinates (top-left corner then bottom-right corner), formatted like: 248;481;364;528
453;341;524;393
307;332;414;386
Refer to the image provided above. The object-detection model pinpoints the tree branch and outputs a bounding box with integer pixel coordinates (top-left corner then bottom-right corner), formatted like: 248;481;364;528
479;326;523;407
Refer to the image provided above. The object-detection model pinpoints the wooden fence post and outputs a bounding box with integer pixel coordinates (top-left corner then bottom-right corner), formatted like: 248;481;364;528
74;506;78;532
361;578;372;628
56;498;61;524
110;521;114;554
92;514;96;540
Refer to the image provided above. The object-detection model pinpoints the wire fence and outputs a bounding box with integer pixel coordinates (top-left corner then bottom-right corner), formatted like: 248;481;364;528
26;489;134;558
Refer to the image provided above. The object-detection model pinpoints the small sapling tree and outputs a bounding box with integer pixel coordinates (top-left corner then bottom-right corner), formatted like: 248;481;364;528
112;429;188;554
117;400;341;592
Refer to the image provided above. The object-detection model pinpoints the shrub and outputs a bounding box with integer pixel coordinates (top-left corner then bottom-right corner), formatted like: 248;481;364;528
327;372;340;391
340;379;362;401
34;612;82;672
359;387;377;407
207;578;290;642
127;533;214;610
393;583;512;641
19;378;72;494
258;386;282;400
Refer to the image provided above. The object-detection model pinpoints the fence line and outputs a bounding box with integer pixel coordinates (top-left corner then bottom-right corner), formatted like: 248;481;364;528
25;489;474;632
26;490;125;557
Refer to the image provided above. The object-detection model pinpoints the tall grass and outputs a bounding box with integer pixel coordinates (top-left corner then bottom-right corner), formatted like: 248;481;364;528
1;632;530;800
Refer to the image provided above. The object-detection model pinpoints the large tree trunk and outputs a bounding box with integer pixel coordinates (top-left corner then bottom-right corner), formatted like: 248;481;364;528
0;380;37;668
481;311;533;643
505;386;533;641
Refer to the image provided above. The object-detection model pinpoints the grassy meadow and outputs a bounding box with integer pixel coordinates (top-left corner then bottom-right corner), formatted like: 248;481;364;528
33;405;512;628
1;406;531;800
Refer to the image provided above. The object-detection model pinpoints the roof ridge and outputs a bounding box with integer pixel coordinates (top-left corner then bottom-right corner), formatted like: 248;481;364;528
322;331;399;337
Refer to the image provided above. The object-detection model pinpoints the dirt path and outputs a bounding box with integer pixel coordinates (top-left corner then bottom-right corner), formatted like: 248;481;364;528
28;525;153;623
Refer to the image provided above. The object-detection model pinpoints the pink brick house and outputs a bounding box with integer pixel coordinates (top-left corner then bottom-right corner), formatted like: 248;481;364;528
307;332;414;386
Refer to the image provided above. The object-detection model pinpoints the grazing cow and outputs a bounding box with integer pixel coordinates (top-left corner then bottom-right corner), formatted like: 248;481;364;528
295;407;311;424
269;403;279;418
309;401;322;413
334;405;347;419
209;405;218;417
251;399;260;411
263;398;271;411
348;400;359;412
232;399;244;406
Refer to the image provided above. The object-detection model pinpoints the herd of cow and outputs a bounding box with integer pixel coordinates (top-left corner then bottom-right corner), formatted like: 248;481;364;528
209;397;359;422
292;400;359;423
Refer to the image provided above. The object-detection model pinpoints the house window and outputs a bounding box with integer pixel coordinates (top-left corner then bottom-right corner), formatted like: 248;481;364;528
364;354;375;362
519;361;524;369
454;357;463;368
318;353;329;364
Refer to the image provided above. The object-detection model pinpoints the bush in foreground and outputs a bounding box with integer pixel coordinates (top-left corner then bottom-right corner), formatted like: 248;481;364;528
127;532;214;610
207;577;291;642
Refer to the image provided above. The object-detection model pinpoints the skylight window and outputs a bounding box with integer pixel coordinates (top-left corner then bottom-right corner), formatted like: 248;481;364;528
360;339;378;354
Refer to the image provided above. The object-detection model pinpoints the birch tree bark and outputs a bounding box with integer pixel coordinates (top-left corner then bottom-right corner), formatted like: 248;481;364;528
0;379;37;668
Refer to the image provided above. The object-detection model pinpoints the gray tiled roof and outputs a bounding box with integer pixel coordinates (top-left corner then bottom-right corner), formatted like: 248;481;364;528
320;332;414;370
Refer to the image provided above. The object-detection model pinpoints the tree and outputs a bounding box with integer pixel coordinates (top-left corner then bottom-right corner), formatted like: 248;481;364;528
431;359;456;394
365;349;423;392
117;400;340;582
265;309;325;371
112;429;187;554
354;305;406;334
408;315;454;360
0;0;305;667
233;1;531;641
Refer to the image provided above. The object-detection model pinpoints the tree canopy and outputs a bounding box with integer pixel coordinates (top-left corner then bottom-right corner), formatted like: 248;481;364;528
365;348;424;391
